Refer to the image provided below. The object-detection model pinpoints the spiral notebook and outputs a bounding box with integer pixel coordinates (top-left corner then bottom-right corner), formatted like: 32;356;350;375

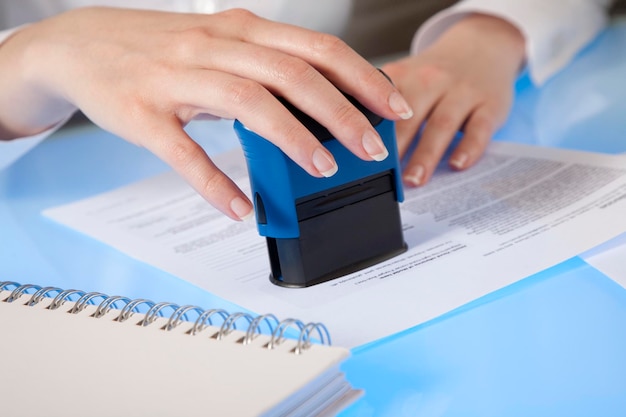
0;281;361;417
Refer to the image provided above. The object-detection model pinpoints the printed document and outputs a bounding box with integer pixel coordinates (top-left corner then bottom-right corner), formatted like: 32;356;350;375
43;142;626;348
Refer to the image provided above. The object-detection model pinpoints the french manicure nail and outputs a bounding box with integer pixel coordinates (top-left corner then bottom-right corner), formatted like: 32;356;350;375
389;91;414;120
403;165;424;186
230;196;254;221
362;130;388;161
449;153;468;170
312;148;338;177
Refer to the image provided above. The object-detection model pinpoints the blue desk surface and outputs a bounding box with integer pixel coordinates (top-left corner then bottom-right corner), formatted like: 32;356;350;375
2;21;626;417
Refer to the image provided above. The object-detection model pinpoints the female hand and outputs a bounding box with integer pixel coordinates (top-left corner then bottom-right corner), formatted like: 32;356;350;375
381;13;526;187
0;7;413;220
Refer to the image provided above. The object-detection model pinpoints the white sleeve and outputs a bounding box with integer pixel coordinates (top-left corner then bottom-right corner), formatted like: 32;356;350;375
0;27;76;170
411;0;612;85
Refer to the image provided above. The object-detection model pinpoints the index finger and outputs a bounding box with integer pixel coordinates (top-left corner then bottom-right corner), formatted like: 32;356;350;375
137;115;254;221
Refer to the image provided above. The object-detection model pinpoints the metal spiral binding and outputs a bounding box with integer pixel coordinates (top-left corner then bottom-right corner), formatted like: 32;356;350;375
268;318;305;351
69;292;108;314
165;305;205;331
0;281;332;353
140;302;181;327
26;287;63;306
93;296;131;319
116;299;155;323
49;289;86;310
4;283;41;303
243;314;280;345
267;319;332;354
217;312;254;340
190;308;229;335
0;281;19;290
296;322;332;354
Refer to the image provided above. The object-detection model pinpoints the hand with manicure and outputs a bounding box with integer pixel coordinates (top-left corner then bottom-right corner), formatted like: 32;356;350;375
0;7;413;221
382;14;526;187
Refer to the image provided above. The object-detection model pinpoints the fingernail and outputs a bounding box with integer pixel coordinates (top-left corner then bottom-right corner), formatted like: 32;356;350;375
230;196;254;221
389;91;414;120
403;165;424;186
312;148;338;177
362;130;388;161
449;153;468;170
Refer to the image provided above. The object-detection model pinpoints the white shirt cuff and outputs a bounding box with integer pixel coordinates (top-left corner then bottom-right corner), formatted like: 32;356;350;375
412;0;610;85
0;25;26;44
0;116;75;171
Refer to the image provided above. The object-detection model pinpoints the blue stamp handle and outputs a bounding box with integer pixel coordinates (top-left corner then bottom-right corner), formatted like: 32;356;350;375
234;118;403;239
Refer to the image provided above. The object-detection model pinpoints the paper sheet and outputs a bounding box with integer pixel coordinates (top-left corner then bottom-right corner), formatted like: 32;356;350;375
580;233;626;289
43;142;626;348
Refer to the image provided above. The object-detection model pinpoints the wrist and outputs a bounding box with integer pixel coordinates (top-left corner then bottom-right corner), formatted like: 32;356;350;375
443;13;526;72
429;13;526;75
0;22;77;139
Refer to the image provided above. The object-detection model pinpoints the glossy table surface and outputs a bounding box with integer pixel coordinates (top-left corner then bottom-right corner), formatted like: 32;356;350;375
2;20;626;417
